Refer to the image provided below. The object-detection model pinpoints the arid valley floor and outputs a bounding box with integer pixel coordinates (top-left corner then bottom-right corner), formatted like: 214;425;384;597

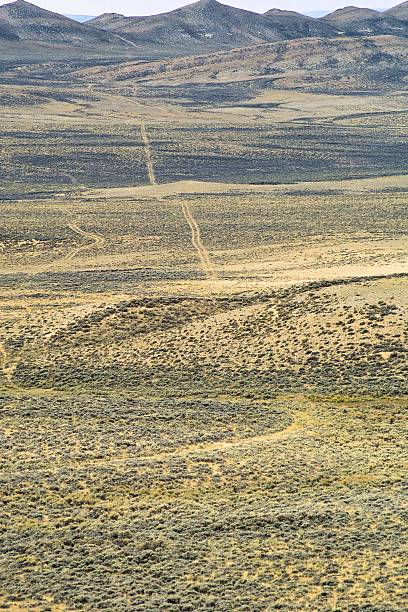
0;48;407;610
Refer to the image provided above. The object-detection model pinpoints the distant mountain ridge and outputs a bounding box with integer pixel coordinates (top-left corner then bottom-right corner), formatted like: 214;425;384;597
321;4;408;36
1;0;408;57
87;12;137;31
264;8;338;38
385;0;408;19
0;0;124;45
87;0;340;49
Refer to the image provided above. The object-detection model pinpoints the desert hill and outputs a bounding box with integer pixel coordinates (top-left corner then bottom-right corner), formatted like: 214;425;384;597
322;6;382;23
0;0;124;44
321;5;408;37
264;8;338;38
86;12;137;31
88;0;339;51
2;0;408;59
77;35;408;92
385;0;408;20
9;275;407;398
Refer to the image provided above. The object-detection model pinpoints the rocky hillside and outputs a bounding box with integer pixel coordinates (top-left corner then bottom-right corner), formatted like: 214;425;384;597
321;6;408;37
385;0;408;20
2;0;408;59
0;0;124;45
0;17;19;39
88;0;339;51
76;35;408;92
264;8;338;38
86;12;137;31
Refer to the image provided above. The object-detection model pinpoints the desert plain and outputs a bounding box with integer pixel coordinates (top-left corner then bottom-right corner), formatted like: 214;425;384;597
0;24;407;610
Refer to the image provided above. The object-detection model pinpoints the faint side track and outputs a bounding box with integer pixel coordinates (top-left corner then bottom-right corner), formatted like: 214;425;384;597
137;409;309;464
48;223;105;268
67;223;105;251
0;221;104;386
181;202;218;280
7;224;105;277
5;224;106;278
16;409;311;474
140;122;157;186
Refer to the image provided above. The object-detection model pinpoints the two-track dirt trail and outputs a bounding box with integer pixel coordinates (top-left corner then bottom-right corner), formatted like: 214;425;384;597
140;122;157;186
9;223;105;276
53;223;105;267
0;223;105;388
181;202;218;280
141;121;218;279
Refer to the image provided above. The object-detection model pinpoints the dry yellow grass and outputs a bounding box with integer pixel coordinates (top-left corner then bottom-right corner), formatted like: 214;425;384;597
0;69;407;611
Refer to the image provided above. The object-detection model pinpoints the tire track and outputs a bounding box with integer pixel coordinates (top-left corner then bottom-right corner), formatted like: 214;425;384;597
111;32;140;49
133;409;309;464
140;119;217;279
0;223;104;387
14;409;311;475
181;202;218;280
7;224;105;276
140;122;157;186
49;223;105;268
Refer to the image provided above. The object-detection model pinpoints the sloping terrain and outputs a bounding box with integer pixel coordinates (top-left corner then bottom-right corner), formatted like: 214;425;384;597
87;12;138;31
7;275;407;397
385;0;408;20
2;0;408;61
0;16;18;39
264;8;338;38
88;0;339;52
76;35;408;92
0;24;407;612
0;0;124;45
321;6;408;37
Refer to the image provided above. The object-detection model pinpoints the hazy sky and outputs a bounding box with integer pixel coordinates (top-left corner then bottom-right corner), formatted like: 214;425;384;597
4;0;398;16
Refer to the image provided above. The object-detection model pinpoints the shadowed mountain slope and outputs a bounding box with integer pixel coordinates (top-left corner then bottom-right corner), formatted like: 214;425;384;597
0;16;19;39
321;6;408;37
0;0;122;44
385;0;408;20
2;0;408;59
88;0;339;51
264;8;338;38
